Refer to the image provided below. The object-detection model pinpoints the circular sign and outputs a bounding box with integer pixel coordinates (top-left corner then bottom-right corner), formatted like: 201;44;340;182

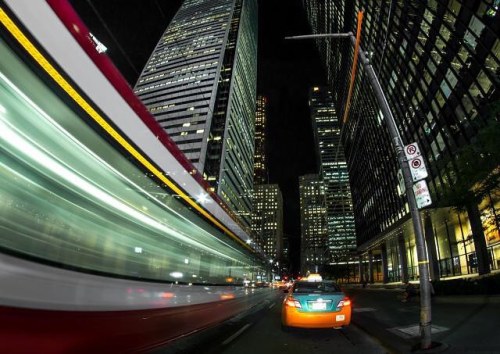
411;159;421;169
406;144;417;155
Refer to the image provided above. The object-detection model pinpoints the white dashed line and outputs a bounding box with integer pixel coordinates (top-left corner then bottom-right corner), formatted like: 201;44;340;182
353;307;377;312
222;323;251;345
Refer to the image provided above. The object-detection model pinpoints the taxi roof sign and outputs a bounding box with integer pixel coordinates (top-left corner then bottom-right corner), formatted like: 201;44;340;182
306;273;323;282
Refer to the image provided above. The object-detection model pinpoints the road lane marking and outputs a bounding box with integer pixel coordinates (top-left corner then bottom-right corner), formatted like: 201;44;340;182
353;307;377;312
222;323;251;345
268;303;275;310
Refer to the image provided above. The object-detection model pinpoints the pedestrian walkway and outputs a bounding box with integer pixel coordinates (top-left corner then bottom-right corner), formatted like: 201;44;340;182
350;282;500;304
345;287;500;353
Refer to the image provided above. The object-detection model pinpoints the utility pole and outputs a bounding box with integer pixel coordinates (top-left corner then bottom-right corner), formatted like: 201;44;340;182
286;30;434;350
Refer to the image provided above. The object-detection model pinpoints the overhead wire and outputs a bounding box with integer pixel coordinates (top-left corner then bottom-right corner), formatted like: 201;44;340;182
85;0;138;76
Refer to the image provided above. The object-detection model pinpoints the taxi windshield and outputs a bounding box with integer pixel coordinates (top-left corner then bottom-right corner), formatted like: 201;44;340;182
293;282;341;294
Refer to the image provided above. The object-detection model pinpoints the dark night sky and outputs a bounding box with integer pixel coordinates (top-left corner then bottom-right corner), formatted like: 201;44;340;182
69;0;325;271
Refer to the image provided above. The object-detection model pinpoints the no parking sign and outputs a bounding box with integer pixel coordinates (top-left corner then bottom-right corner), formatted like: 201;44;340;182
409;155;428;181
404;142;432;208
404;142;421;160
404;142;428;182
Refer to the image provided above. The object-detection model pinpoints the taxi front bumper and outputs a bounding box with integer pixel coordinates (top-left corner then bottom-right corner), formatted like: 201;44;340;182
282;306;351;328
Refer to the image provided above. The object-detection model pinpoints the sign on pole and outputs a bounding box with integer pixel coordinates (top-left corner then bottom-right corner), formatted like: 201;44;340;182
409;155;428;182
413;180;432;209
404;142;421;161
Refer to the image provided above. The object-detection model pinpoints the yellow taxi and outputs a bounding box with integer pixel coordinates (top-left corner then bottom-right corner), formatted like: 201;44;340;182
281;276;351;330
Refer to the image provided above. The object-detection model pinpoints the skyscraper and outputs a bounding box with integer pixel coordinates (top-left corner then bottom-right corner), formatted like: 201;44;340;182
134;0;258;229
252;184;284;262
299;174;328;274
309;86;356;264
303;0;500;281
254;95;268;185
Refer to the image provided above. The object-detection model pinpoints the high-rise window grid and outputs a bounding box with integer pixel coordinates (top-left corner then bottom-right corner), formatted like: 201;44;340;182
299;174;329;273
251;184;284;260
253;95;267;184
309;87;357;263
134;0;258;230
303;0;499;246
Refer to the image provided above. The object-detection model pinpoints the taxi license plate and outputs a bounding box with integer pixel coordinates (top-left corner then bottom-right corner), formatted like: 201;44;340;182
336;315;345;321
312;302;326;310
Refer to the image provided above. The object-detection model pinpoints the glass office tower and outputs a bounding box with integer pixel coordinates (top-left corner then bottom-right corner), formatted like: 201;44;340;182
252;184;284;262
309;87;356;264
303;0;499;281
134;0;258;229
299;174;329;274
254;95;268;185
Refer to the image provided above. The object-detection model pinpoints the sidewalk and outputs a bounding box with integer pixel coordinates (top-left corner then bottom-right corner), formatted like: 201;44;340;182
345;287;500;353
348;283;500;304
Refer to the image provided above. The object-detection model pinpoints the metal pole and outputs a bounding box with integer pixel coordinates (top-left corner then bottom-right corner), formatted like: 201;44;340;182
286;32;433;350
356;40;432;349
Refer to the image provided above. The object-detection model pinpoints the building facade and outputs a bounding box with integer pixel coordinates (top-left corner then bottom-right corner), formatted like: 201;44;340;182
134;0;258;229
252;184;284;262
254;95;268;185
303;0;499;282
299;174;329;274
309;86;356;264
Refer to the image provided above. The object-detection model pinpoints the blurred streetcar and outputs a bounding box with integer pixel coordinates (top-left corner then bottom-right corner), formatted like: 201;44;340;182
0;1;267;352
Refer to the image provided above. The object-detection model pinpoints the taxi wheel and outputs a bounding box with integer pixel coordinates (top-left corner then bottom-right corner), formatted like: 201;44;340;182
281;322;290;332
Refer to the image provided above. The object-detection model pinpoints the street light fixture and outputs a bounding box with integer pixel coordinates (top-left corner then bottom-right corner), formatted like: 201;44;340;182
286;19;434;350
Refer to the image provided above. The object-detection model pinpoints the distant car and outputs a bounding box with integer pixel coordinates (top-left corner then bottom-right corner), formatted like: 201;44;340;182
281;280;351;330
254;281;268;288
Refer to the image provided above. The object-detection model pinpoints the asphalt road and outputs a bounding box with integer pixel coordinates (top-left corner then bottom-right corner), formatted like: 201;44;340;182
216;290;387;354
156;287;500;354
344;287;500;353
157;288;389;353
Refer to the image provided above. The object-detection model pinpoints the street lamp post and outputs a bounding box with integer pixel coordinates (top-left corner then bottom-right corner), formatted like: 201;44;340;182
286;31;434;350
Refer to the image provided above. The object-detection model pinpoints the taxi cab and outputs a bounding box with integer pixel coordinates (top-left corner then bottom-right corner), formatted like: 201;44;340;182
281;275;351;330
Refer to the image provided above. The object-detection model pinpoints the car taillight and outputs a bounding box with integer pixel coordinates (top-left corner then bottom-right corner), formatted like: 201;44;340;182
285;297;302;308
337;297;351;307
